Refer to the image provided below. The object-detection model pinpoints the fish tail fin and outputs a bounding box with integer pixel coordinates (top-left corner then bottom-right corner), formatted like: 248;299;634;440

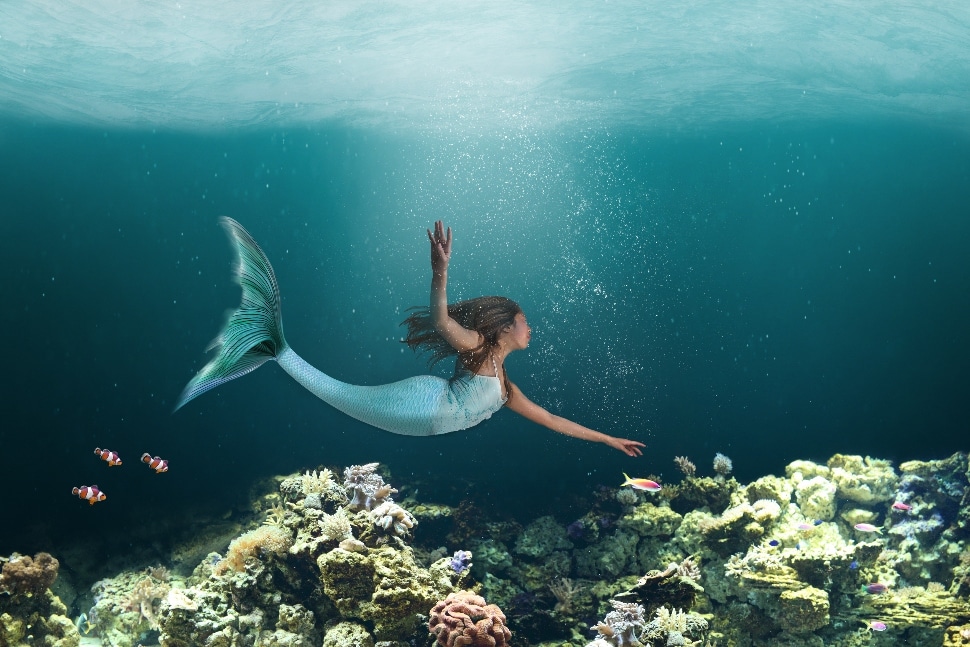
174;217;287;411
621;472;631;485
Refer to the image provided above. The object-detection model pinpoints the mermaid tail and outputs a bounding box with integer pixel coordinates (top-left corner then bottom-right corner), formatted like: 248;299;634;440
175;217;285;409
175;218;504;436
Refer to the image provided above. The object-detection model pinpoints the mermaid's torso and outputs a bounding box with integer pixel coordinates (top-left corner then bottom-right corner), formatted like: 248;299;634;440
276;348;506;436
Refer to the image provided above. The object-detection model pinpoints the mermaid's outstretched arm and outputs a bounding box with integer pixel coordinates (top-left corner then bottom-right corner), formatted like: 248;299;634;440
427;220;481;352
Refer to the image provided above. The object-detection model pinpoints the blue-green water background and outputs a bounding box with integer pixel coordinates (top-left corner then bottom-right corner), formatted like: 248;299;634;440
1;118;968;567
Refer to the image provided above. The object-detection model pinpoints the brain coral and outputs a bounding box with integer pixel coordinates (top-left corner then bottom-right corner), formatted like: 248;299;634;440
428;591;511;647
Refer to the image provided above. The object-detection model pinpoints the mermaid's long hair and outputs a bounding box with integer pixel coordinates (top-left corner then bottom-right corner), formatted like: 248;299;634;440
401;296;520;403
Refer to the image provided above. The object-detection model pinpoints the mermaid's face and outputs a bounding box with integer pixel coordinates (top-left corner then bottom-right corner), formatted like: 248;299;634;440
505;312;531;350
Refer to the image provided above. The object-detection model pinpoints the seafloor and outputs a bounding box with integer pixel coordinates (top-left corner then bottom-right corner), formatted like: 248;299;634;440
3;452;970;647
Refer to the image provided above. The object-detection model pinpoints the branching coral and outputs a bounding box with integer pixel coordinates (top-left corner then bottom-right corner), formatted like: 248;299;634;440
263;501;289;527
639;606;710;645
675;456;697;478
428;591;512;647
549;577;582;614
302;468;334;495
676;556;702;582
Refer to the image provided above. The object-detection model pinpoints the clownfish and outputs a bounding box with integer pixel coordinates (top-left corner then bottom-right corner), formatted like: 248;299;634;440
141;453;169;473
72;485;106;505
94;447;122;467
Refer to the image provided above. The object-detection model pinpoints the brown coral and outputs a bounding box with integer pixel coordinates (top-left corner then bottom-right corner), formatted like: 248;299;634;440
0;552;59;596
215;525;294;574
429;591;511;647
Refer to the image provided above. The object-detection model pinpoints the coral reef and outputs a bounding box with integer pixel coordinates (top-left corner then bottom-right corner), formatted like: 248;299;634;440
28;451;970;647
150;462;469;646
0;552;79;647
89;568;172;647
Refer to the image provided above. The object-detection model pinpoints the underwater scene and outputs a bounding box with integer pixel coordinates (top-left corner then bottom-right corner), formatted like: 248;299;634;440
2;1;970;646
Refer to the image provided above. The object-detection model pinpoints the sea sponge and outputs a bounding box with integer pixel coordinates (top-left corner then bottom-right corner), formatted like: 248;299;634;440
0;552;59;596
618;503;684;537
514;515;573;559
428;591;511;647
777;586;830;633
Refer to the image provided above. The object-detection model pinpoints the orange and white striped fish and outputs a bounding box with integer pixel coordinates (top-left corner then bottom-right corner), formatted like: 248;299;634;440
72;485;106;505
94;447;122;466
141;453;169;473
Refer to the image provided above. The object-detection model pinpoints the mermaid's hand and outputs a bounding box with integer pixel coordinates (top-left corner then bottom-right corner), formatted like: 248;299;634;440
427;220;452;277
606;436;646;457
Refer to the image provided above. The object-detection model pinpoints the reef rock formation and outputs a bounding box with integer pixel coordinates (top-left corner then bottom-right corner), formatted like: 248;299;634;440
0;552;79;647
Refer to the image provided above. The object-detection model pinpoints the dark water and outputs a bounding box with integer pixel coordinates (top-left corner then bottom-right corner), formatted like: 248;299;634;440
1;118;968;572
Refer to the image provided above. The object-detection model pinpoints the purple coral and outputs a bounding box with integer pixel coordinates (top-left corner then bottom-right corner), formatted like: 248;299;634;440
567;520;587;541
597;515;616;529
449;550;473;574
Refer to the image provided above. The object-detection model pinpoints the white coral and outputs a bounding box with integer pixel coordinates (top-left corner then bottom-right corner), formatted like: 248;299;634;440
751;498;782;523
370;501;416;537
653;606;688;633
301;469;333;494
319;509;352;542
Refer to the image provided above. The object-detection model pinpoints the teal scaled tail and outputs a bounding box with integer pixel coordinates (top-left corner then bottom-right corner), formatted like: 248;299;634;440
174;218;506;437
175;217;286;410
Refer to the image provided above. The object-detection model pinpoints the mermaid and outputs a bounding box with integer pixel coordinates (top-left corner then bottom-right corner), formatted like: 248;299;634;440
175;218;644;456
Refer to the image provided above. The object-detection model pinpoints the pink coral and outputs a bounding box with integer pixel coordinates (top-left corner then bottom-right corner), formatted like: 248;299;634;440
429;591;511;647
0;552;59;596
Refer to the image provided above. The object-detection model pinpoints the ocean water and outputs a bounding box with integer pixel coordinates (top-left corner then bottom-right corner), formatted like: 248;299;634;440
1;1;968;573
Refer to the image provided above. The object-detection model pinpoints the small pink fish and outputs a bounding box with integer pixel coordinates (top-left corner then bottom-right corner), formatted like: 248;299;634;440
795;523;815;531
866;620;887;632
854;523;882;533
891;501;912;512
621;473;662;492
865;583;889;594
